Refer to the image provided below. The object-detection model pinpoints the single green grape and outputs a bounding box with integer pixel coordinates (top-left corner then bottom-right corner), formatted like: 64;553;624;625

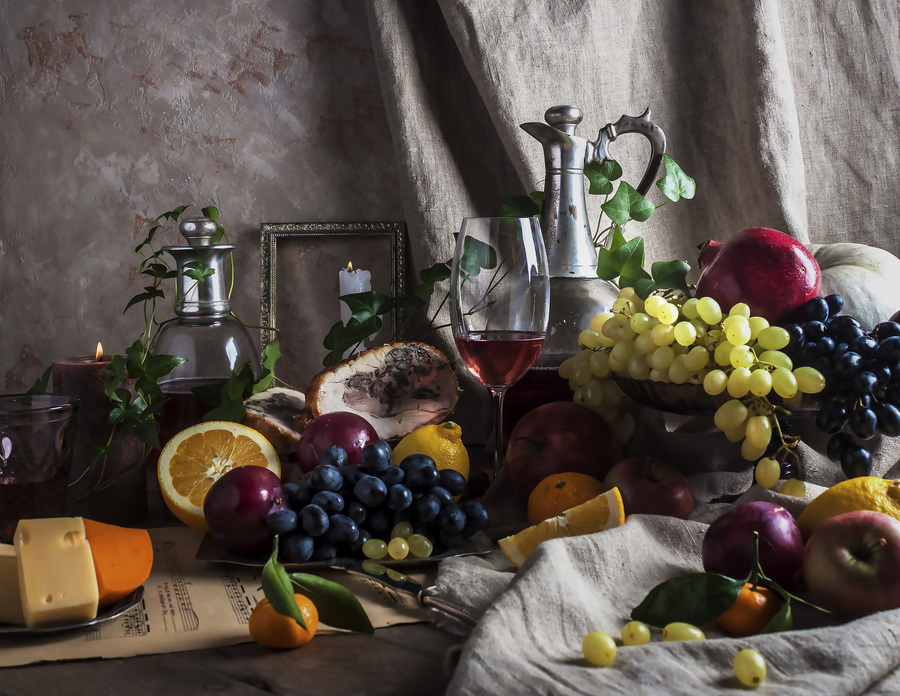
759;349;792;370
387;536;410;559
629;312;653;333
684;345;711;371
649;346;676;371
696;296;722;324
748;315;770;339
757;325;790;350
634;331;657;355
579;329;604;349
725;321;752;346
627;354;651;380
714;399;749;431
755;457;781;488
728;302;751;318
727;367;752;398
644;294;666;318
780;478;807;497
657;302;680;325
391;522;414;539
722;314;749;331
580;379;604;406
703;369;728;396
681;297;700;320
745;414;772;449
621;620;651;646
724;422;748;443
661;622;705;642
407;533;434;558
589;312;614;332
590;350;611;378
668;356;692;384
794;366;826;394
572;362;593;387
748;368;773;396
362;538;388;560
772;366;798;399
673;321;697;346
581;631;617;666
610;339;636;363
612;297;635;314
734;648;767;687
650;323;676;347
729;344;755;369
741;437;767;461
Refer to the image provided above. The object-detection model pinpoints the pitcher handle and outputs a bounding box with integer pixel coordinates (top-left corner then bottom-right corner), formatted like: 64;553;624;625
590;108;667;197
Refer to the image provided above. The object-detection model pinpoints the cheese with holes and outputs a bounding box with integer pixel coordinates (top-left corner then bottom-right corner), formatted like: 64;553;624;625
14;517;99;628
0;544;24;625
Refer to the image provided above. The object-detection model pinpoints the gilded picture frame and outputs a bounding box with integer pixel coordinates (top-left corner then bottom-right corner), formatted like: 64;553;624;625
259;222;407;391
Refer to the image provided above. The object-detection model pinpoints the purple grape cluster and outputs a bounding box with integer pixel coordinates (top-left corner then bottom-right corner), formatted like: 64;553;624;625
783;294;900;478
264;440;490;563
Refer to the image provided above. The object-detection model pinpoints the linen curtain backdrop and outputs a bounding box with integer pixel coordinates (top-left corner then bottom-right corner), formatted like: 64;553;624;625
364;1;900;694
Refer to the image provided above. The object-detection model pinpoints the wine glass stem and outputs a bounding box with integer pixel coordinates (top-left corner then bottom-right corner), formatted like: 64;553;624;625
490;386;508;477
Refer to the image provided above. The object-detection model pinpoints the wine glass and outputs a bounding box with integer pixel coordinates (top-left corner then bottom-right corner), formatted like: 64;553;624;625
450;217;550;474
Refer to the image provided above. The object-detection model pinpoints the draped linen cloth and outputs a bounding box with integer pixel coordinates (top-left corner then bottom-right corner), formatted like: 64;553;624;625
364;1;900;693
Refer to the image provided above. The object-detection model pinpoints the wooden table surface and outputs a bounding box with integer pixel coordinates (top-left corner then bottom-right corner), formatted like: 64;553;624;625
1;471;471;696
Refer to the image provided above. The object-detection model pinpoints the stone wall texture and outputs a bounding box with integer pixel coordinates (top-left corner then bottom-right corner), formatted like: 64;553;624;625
0;1;403;392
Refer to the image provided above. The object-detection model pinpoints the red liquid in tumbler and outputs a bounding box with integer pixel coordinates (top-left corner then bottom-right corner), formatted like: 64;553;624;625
0;473;68;540
455;331;544;387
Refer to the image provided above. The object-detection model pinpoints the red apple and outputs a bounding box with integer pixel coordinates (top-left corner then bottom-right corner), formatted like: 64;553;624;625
297;411;378;473
603;456;693;519
203;465;287;556
803;510;900;619
702;501;804;591
504;401;624;503
695;227;821;323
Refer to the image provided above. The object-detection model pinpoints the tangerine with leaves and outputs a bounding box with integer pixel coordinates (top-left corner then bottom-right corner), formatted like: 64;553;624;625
715;582;782;637
527;472;607;524
249;594;319;649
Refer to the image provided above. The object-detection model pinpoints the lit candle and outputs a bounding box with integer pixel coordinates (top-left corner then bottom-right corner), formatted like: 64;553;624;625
339;261;372;325
50;343;146;523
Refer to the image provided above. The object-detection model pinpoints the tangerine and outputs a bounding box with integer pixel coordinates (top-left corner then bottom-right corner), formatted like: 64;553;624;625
715;583;782;637
527;472;607;524
248;594;319;649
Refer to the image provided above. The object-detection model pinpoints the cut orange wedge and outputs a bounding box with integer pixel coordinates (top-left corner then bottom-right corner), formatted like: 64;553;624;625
499;487;625;568
157;421;280;531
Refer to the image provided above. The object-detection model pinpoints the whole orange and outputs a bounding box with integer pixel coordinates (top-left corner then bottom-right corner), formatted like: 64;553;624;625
527;472;607;524
715;583;782;637
249;594;319;649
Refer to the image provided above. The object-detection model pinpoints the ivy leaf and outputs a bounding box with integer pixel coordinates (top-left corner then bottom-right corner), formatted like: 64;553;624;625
656;154;696;202
289;573;374;634
26;366;52;396
608;224;627;251
132;416;162;450
416;262;451;297
458;236;497;278
124;286;167;313
762;596;793;633
631;572;745;628
651;259;692;296
499;194;541;218
183;261;215;282
601;181;655;225
596;237;646;282
261;541;306;629
142;353;188;380
322;316;383;367
585;159;623;195
394;295;426;315
201;205;219;221
252;339;281;395
339;291;392;323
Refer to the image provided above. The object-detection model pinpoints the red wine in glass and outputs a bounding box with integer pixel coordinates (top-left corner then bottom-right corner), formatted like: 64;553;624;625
454;331;544;387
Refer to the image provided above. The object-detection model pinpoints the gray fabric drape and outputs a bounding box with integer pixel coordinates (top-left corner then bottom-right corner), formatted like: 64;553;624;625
365;2;900;693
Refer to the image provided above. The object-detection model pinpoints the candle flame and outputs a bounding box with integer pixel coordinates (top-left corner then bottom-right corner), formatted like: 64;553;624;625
347;261;354;272
95;343;104;361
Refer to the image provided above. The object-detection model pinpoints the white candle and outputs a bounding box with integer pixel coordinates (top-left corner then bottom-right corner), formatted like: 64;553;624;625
339;262;372;325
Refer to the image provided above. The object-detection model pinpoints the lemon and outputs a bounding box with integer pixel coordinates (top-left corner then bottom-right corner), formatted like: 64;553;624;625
390;421;469;481
498;488;625;568
796;477;900;538
157;421;280;531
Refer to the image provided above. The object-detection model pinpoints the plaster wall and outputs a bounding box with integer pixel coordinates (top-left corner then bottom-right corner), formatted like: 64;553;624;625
0;0;403;391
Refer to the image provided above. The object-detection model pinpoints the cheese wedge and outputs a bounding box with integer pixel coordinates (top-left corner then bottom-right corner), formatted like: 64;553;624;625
0;544;25;625
14;517;99;628
82;518;153;606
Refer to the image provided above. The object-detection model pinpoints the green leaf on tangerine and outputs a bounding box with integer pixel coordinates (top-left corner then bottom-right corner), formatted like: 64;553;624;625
631;572;744;628
262;541;306;629
289;573;374;634
656;154;696;202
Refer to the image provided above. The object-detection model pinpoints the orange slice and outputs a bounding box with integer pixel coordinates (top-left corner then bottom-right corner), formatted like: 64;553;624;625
499;487;625;568
157;421;280;531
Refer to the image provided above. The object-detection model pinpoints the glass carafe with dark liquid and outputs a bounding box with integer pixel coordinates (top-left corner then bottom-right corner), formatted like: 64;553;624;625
153;217;261;448
504;106;667;438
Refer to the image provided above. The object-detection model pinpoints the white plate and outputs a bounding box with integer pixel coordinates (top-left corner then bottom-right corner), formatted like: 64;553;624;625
0;586;144;637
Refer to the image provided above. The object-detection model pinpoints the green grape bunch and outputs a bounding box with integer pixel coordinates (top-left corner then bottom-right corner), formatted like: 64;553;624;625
560;288;827;487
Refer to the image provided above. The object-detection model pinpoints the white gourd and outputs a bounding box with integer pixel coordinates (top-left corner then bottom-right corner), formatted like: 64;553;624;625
807;242;900;329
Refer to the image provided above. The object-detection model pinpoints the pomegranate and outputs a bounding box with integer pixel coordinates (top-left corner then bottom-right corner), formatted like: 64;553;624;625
695;227;821;323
